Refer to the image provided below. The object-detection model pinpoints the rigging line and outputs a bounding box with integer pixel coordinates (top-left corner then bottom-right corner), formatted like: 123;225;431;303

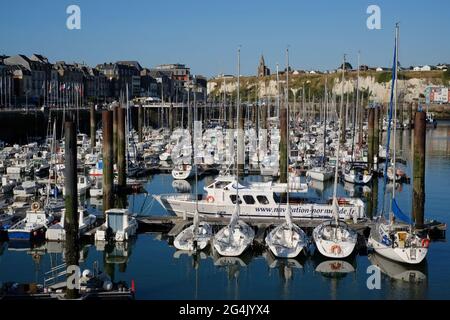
381;25;398;218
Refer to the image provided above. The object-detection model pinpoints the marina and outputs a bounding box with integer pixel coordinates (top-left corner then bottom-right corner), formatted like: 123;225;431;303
1;1;450;303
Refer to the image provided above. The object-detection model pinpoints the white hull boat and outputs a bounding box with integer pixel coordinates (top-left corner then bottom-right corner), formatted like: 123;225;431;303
368;221;428;265
172;164;196;180
95;208;138;242
265;222;308;258
173;222;212;251
213;220;255;257
306;167;333;182
313;220;357;258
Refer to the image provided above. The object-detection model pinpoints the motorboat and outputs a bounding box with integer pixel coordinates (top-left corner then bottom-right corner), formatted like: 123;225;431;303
95;208;138;242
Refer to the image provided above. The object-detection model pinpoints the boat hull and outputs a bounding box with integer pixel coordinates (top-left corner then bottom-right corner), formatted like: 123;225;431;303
154;195;365;221
368;236;428;265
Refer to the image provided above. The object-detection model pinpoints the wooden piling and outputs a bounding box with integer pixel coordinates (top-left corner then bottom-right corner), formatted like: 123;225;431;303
102;110;113;212
117;107;126;189
113;106;118;164
279;106;287;183
64;121;79;299
90;105;96;149
367;107;375;170
412;111;426;228
373;106;380;164
138;104;143;143
169;103;174;131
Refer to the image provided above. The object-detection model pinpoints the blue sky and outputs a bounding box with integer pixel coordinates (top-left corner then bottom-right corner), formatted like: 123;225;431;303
1;0;449;77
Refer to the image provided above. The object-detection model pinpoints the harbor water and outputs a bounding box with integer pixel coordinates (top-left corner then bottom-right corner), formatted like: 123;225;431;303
1;122;449;300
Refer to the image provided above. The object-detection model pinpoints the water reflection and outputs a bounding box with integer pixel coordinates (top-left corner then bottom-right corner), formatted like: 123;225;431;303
368;252;428;299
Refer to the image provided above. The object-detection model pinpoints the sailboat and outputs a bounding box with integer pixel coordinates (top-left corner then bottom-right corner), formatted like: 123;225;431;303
265;48;308;259
173;97;213;252
172;84;197;180
368;24;429;265
313;59;358;259
213;47;255;257
307;78;333;182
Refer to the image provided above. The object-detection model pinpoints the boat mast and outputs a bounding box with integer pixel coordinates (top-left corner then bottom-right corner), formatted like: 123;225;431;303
193;84;199;235
285;47;292;228
392;24;399;200
235;46;241;220
276;63;280;119
323;77;328;167
390;24;399;225
126;84;129;174
351;51;360;162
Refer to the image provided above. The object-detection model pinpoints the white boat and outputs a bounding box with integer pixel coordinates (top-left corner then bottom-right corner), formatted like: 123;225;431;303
213;50;255;258
368;25;429;266
89;177;103;198
172;164;196;180
159;152;171;161
213;209;255;257
265;222;308;258
173;221;212;251
13;181;39;197
313;112;358;259
368;217;428;265
265;50;308;259
154;176;365;221
46;208;97;241
313;219;357;258
306;166;333;182
342;163;372;185
95;208;138;242
8;202;54;241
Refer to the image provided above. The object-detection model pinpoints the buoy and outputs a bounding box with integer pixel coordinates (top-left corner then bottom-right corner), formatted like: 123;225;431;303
206;195;215;203
421;238;430;248
31;202;40;211
330;244;342;255
131;279;135;293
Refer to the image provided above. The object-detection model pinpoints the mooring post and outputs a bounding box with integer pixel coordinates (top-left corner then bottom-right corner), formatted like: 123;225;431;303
279;106;287;183
90;104;96;149
64;121;79;299
102;110;113;212
228;103;234;129
113;106;118;164
412;110;426;228
117;106;126;189
138;104;143;143
169;103;174;131
367;107;375;171
373;106;380;168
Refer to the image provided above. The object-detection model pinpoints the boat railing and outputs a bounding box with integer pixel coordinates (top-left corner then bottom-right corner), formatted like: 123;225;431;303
44;263;67;287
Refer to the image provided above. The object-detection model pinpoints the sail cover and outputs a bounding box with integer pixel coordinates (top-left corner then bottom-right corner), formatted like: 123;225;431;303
392;199;412;225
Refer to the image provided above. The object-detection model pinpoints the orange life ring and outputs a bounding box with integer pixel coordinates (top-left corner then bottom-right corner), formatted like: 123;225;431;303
206;195;215;203
330;244;342;255
421;238;430;248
